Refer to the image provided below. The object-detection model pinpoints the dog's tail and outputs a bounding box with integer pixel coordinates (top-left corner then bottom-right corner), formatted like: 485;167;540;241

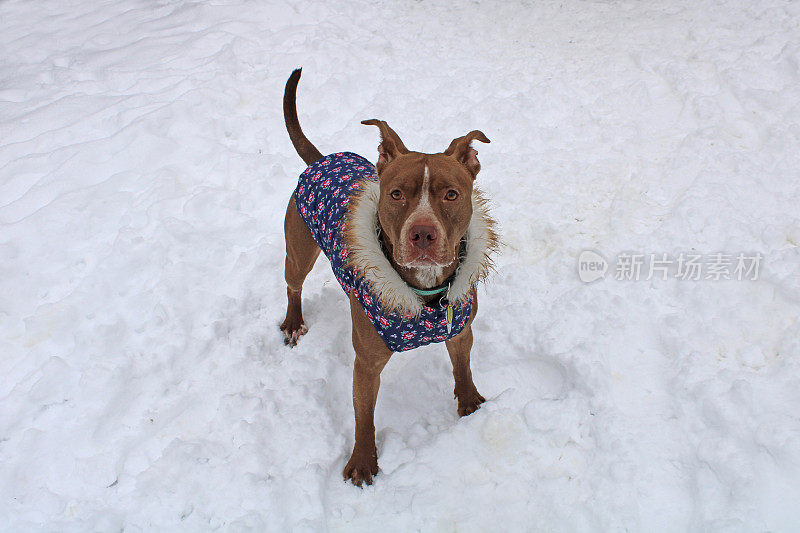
284;68;323;166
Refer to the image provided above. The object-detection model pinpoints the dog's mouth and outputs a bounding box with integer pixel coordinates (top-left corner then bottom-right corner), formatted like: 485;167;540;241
397;238;466;270
378;225;456;268
400;250;454;269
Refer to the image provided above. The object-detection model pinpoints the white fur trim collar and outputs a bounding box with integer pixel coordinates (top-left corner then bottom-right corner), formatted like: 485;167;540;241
344;179;498;316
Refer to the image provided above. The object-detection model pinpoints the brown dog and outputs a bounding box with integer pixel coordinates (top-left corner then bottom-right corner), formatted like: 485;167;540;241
280;69;498;486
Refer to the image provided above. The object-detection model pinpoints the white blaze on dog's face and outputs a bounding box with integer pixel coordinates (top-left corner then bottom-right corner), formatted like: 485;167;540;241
361;119;490;281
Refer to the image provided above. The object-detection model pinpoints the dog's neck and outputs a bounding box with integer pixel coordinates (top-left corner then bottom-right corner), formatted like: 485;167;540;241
378;228;459;294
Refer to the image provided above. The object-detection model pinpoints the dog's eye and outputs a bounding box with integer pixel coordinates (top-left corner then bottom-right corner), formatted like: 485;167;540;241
444;190;459;201
390;190;403;200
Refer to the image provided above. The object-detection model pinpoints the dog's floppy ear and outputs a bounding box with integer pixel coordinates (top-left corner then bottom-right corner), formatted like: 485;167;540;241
444;130;490;178
361;119;409;173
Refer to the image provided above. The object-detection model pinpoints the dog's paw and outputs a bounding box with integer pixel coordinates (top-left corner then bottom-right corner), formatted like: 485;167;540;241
280;322;307;347
343;449;379;487
456;387;486;417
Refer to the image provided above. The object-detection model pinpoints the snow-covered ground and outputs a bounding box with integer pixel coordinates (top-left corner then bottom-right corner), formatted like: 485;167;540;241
2;0;800;530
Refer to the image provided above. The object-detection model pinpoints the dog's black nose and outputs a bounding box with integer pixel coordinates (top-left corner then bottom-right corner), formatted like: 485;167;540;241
409;225;438;250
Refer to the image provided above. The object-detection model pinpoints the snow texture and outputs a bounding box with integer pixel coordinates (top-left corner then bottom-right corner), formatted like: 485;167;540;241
2;0;800;530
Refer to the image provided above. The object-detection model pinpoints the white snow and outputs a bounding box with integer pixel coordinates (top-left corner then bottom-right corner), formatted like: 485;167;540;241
2;0;800;530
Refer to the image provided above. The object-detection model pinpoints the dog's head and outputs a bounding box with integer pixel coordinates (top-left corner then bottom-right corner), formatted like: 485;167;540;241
362;119;490;272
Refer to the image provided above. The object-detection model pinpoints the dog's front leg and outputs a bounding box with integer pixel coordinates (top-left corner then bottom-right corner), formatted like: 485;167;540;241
343;294;392;486
445;294;485;417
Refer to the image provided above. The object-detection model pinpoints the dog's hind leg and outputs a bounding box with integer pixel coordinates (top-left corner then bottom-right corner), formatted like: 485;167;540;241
281;196;320;347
